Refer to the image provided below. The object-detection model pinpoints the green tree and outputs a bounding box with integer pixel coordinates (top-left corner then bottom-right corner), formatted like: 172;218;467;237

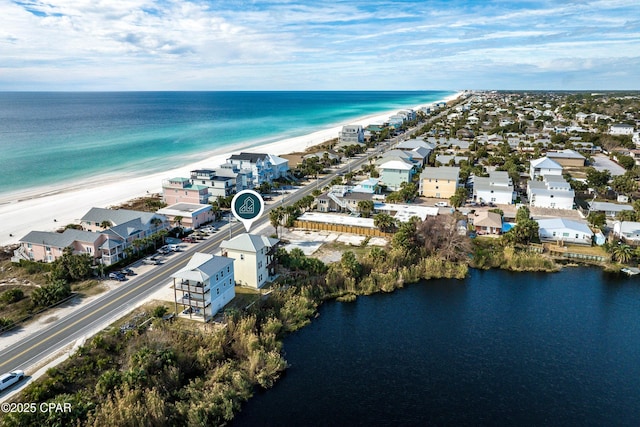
610;174;637;195
357;200;375;218
616;155;635;170
611;243;634;263
585;167;611;192
340;251;362;279
449;187;468;208
269;208;285;238
373;213;397;233
50;247;93;282
587;211;606;228
515;206;531;223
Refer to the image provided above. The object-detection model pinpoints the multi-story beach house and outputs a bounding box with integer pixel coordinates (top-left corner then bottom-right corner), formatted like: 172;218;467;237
224;152;288;188
220;234;279;289
378;158;416;191
316;186;375;214
419;166;461;199
79;207;170;264
527;175;575;210
473;171;515;205
529;157;563;179
156;203;214;230
171;252;235;321
13;229;109;264
337;125;365;147
162;177;210;205
190;169;235;199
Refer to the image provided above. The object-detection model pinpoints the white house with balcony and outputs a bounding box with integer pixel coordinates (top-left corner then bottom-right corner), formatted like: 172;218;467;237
337;125;365;148
473;171;515;205
171;253;235;321
527;175;574;210
220;234;279;289
529;157;563;179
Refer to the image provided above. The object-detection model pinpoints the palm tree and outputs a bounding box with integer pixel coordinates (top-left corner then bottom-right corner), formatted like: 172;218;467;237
270;208;285;238
612;243;634;264
100;220;112;229
151;217;163;232
374;213;397;233
357;200;374;218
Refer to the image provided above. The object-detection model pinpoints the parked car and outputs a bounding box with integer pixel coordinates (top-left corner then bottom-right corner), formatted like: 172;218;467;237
181;236;196;243
120;268;134;276
108;272;126;281
168;244;181;252
435;201;449;207
0;370;25;391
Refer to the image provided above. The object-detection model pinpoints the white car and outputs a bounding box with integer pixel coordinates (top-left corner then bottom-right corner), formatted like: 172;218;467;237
0;370;25;391
434;201;449;207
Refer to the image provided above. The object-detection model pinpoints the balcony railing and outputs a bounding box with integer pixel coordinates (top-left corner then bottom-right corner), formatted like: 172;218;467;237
175;283;210;294
176;298;209;309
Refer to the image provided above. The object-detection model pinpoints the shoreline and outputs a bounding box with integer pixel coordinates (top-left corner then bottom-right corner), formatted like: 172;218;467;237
0;91;463;247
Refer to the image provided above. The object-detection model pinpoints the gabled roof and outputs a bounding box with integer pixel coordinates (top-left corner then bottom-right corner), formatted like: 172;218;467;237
589;201;633;212
103;218;144;239
378;159;415;171
20;229;102;247
80;207;160;227
221;234;279;253
536;218;593;236
546;149;586;160
228;152;269;163
171;253;234;283
267;154;289;166
530;157;563;170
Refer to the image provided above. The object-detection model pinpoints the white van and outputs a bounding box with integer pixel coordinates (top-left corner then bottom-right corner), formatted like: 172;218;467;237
0;370;24;391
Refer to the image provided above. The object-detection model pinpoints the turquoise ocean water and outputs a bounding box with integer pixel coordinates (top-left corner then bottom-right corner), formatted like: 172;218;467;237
0;91;453;196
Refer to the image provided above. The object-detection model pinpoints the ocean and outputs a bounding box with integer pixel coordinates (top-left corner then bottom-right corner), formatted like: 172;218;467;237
233;268;640;426
0;91;453;196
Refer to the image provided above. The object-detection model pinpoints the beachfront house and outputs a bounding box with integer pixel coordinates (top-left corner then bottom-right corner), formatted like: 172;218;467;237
338;125;365;146
80;207;169;234
13;229;109;264
171;252;235;321
190;169;235;199
157;203;214;230
220;234;279;289
419;166;460;199
536;218;593;245
377;158;416;191
529;157;563;179
162;177;210;205
527;175;575;210
473;171;515;205
225;152;285;188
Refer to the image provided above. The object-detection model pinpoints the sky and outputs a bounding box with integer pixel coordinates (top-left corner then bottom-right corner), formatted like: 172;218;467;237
2;0;640;91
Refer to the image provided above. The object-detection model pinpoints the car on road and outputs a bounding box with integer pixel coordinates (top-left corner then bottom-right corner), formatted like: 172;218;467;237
0;370;25;391
435;201;449;207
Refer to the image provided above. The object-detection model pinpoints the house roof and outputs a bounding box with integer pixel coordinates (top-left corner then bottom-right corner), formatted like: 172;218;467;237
171;253;234;283
378;159;415;171
267;154;289;166
618;221;640;234
221;234;279;253
530;157;563;170
420;166;460;180
589;201;634;212
228;152;269;163
20;229;102;247
546;149;586;160
157;203;212;216
80;207;161;227
474;211;503;228
536;218;593;236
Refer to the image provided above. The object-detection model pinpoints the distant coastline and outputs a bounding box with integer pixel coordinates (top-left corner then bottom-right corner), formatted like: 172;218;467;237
0;91;461;246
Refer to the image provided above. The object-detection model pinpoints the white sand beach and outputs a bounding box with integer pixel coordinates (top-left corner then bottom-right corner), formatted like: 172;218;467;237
0;92;462;247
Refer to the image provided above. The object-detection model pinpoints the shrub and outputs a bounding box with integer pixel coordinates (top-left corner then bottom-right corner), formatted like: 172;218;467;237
0;288;24;304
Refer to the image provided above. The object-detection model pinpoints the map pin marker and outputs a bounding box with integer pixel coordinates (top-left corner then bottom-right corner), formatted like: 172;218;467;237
231;190;265;232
